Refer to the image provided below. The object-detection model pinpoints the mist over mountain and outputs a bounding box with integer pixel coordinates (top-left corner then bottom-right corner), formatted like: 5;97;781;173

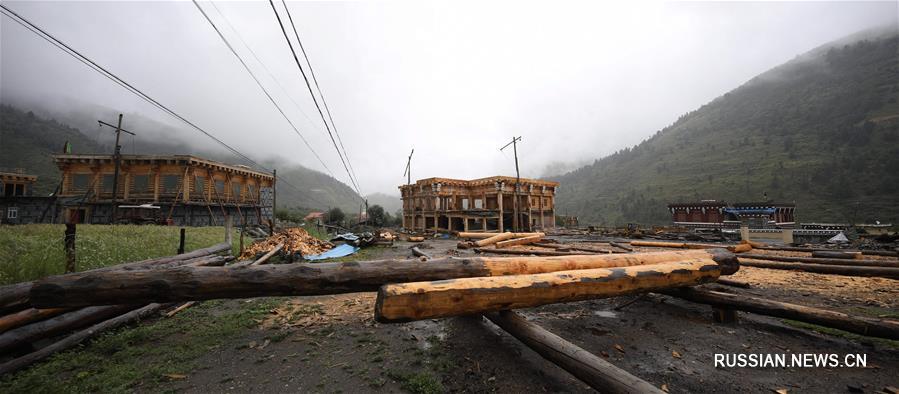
552;30;899;226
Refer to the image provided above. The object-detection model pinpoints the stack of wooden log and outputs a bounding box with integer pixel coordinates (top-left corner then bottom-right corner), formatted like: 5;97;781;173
238;228;333;259
0;241;233;375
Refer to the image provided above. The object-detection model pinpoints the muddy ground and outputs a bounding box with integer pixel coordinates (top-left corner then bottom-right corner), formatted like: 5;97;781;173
160;238;898;394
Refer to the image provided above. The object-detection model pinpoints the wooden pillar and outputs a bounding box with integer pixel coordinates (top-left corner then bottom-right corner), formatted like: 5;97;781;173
64;224;76;273
152;167;160;203
497;191;504;232
122;172;130;201
539;193;545;229
464;217;469;232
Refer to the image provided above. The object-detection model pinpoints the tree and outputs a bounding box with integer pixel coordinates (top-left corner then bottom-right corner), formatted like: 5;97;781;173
368;205;386;227
326;207;345;225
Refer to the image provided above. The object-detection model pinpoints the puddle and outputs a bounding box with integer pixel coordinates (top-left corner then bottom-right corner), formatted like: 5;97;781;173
594;310;618;318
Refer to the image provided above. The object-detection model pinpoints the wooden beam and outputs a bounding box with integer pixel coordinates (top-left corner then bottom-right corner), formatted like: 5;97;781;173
485;310;664;394
29;250;739;308
739;258;899;279
659;287;899;340
374;259;726;323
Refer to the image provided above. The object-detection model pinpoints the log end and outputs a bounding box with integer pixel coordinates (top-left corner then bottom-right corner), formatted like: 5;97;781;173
707;249;740;275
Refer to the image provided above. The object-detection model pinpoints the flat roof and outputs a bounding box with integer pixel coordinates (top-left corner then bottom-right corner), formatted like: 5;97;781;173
52;154;273;180
400;176;559;189
0;172;38;182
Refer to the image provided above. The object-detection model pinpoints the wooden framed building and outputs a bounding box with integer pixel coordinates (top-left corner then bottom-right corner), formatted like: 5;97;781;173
668;200;795;229
0;171;40;224
399;176;559;232
53;154;274;226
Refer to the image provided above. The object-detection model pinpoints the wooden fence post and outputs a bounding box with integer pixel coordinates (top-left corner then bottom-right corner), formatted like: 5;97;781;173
64;224;76;273
178;228;186;255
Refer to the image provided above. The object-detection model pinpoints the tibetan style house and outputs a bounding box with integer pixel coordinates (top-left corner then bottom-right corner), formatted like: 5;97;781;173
0;171;40;224
399;176;559;232
53;154;274;225
667;200;795;229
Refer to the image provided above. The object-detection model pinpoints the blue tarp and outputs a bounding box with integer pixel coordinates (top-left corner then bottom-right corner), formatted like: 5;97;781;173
305;244;359;261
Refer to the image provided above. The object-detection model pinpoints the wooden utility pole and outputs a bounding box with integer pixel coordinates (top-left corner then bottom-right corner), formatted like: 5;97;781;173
98;115;135;224
270;168;277;235
403;148;414;185
64;223;76;273
500;137;522;231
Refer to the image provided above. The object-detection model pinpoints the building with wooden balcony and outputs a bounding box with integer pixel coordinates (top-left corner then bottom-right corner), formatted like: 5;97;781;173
399;176;559;232
0;171;41;224
53;154;274;225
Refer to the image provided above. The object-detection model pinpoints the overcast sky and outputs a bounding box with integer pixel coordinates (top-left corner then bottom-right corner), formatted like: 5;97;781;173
2;0;896;196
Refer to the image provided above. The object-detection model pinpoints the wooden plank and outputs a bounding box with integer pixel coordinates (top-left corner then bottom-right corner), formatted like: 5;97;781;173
659;287;899;340
485;310;664;394
29;250;739;308
374;259;725;323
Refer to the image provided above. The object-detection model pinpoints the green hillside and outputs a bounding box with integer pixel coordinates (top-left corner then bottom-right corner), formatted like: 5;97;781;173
553;33;899;225
0;104;361;211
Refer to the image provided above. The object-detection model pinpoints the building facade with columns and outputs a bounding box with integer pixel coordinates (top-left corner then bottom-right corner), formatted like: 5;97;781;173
399;176;559;232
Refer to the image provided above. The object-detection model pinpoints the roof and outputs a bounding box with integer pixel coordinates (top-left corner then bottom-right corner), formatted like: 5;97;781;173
398;176;559;190
0;172;38;183
52;154;272;180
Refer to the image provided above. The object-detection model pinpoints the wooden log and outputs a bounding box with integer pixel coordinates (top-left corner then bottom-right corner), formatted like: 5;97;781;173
495;234;546;248
811;251;862;260
740;240;768;248
252;242;284;266
658;287;899;340
29;250;739;308
374;259;726;323
756;246;899;258
485;310;664;394
164;302;196;318
474;248;596;256
0;283;36;316
408;236;425;242
630;241;751;253
459;232;541;240
739;253;899;268
609;242;633;252
410;247;431;259
534;243;617;254
714;278;751;289
0;303;169;376
478;232;544;247
0;305;134;353
0;308;71;334
739;258;899;279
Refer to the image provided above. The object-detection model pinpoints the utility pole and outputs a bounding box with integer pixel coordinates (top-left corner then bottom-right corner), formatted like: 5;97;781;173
98;114;135;224
403;148;414;185
500;136;523;232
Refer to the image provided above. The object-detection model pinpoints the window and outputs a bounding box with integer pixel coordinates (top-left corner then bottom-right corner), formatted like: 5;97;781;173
246;184;256;199
474;199;483;209
72;174;90;191
214;180;225;196
161;175;180;192
194;176;206;195
232;182;242;200
102;174;115;192
7;207;18;219
132;175;149;193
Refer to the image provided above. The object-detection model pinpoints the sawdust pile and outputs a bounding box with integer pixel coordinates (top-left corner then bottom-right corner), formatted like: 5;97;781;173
240;228;333;259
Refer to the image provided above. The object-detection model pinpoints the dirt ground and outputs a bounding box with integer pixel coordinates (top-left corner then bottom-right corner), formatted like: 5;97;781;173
160;238;898;394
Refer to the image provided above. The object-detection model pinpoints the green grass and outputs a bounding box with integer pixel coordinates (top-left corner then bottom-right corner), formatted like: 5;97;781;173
0;298;283;393
782;319;899;349
0;224;234;285
387;370;445;394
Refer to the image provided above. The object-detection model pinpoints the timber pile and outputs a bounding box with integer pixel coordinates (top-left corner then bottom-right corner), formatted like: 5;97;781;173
239;228;333;259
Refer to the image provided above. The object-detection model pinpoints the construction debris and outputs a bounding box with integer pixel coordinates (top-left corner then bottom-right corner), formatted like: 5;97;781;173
238;228;333;260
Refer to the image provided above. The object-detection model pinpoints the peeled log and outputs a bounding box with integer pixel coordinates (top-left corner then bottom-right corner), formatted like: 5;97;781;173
460;232;540;240
756;246;899;257
374;259;726;323
495;234;546;249
659;287;899;340
630;241;751;253
739;258;899;279
474;248;596;256
0;308;71;334
30;250;739;308
0;305;134;353
810;251;862;260
485;310;664;394
739;253;899;268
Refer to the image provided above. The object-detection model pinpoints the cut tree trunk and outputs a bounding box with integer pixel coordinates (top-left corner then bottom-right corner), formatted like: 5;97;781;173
630;241;751;253
459;232;540;240
756;246;898;257
0;308;71;334
739;253;899;268
485;310;664;393
374;259;726;323
534;243;616;254
609;242;633;252
0;305;135;353
739;258;899;279
810;251;862;259
30;250;739;308
474;248;597;256
0;303;171;376
658;287;899;340
494;234;546;249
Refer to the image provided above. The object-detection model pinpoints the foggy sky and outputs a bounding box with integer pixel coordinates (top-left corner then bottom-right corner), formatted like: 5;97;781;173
2;0;896;197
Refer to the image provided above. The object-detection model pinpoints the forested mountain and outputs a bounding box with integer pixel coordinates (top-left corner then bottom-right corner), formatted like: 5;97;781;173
552;31;899;225
0;104;362;212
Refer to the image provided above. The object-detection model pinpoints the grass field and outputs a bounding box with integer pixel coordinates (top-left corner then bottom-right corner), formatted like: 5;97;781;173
0;224;235;285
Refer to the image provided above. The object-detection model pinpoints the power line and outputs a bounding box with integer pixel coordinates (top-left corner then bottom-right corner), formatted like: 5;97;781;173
267;0;363;199
0;3;268;172
280;0;361;192
191;0;336;179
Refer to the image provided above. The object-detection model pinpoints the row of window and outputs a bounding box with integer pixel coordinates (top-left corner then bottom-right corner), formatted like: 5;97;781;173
70;173;259;199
